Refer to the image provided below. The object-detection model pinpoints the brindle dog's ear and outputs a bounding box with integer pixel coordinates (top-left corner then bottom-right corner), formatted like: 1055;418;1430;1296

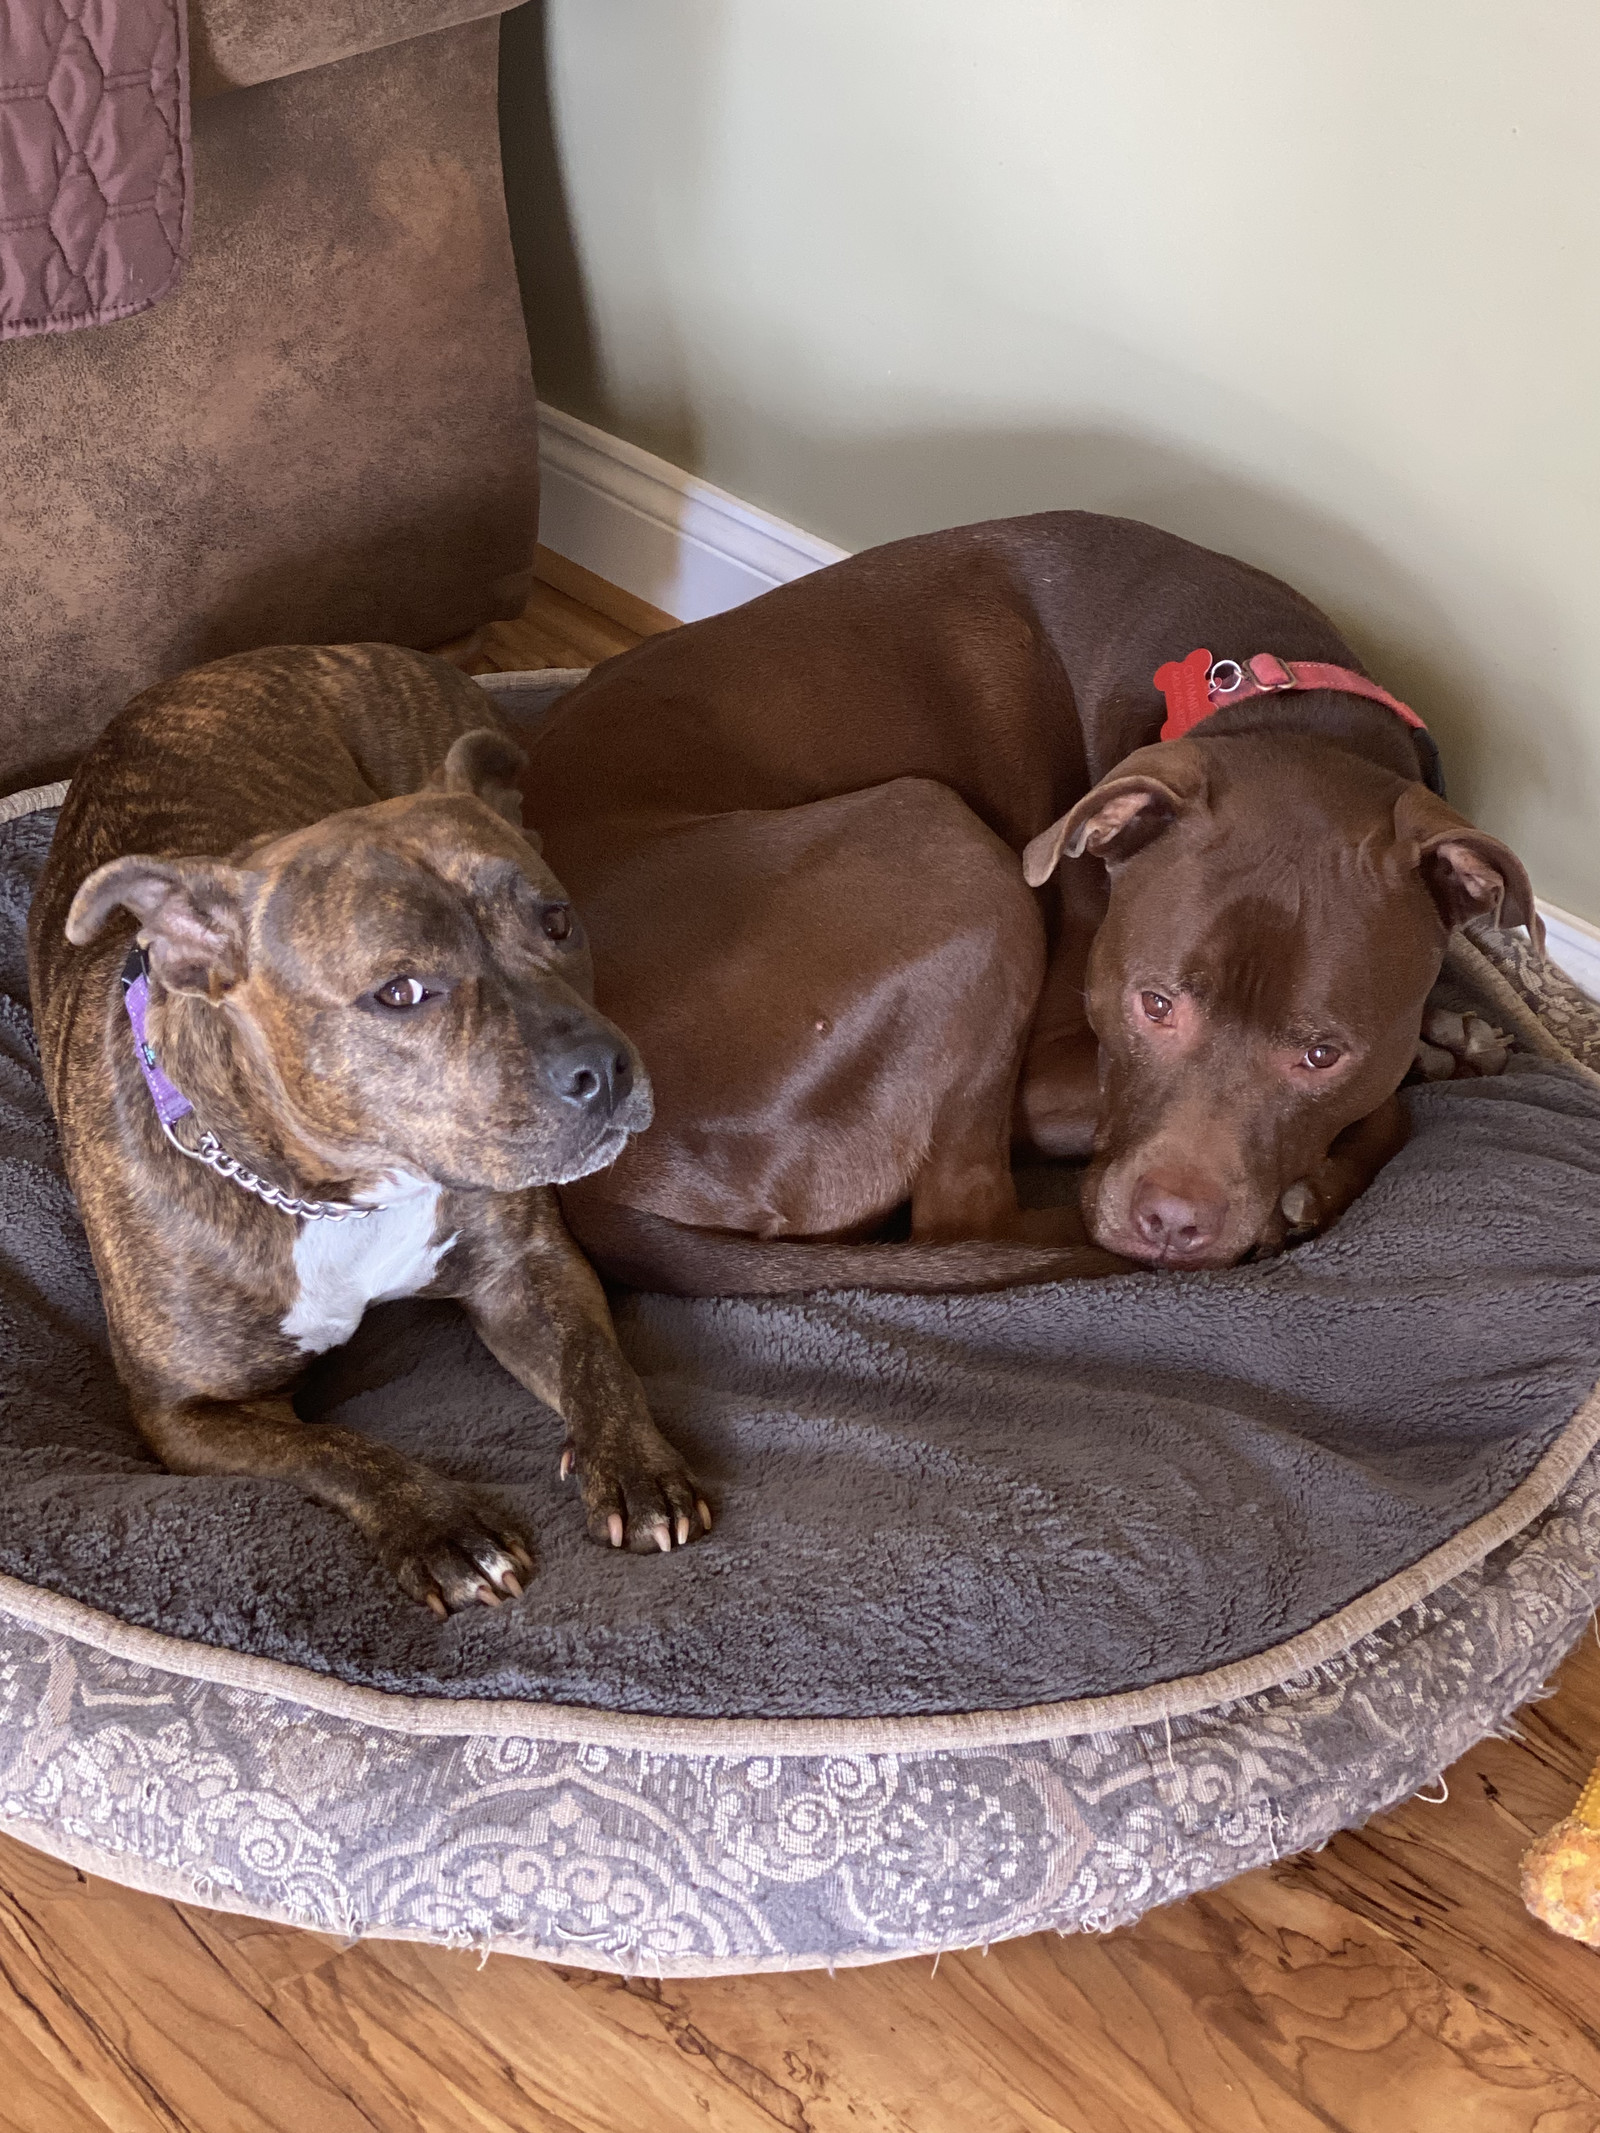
1023;742;1205;886
432;729;529;829
66;856;253;996
1393;787;1543;946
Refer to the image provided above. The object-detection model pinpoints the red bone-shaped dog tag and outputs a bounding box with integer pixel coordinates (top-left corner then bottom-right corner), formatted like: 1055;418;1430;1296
1153;648;1214;742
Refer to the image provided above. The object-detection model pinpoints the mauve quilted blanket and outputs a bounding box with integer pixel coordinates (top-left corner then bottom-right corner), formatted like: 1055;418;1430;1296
0;0;189;339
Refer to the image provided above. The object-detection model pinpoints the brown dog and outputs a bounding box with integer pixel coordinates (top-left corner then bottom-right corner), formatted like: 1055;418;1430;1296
29;644;709;1613
515;512;1537;1292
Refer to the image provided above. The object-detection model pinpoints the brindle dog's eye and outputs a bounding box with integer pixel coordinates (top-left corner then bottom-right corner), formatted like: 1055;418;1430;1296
540;904;574;942
373;976;430;1010
1304;1042;1342;1069
1140;990;1174;1023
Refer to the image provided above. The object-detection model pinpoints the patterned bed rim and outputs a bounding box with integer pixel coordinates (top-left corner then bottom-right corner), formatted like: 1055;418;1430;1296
4;1437;1598;1971
2;1375;1599;1755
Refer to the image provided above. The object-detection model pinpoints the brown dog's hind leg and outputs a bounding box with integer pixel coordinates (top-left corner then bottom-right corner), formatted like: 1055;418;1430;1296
1013;1027;1102;1162
1008;1017;1103;1247
136;1397;534;1616
1014;859;1106;1162
908;867;1051;1246
909;1135;1023;1244
463;1211;710;1556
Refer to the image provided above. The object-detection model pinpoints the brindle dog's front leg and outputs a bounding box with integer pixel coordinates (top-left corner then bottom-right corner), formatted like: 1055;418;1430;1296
138;1398;534;1617
462;1205;711;1555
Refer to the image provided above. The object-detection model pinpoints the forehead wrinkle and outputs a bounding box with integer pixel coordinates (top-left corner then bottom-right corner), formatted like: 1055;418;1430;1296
1181;890;1306;1029
1184;876;1384;1043
258;842;479;979
380;803;567;918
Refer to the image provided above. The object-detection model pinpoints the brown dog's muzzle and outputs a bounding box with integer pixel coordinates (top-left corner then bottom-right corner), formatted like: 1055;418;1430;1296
1087;1160;1257;1268
1081;1074;1299;1269
1123;1167;1231;1264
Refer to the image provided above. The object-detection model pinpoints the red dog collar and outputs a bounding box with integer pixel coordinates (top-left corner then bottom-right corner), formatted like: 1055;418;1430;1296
1154;648;1428;744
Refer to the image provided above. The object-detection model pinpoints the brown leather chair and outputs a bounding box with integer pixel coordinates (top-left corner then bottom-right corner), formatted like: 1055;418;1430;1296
0;1;539;790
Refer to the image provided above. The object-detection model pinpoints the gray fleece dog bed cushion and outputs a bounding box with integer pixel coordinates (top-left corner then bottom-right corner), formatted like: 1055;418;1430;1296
3;678;1600;1962
3;791;1600;1719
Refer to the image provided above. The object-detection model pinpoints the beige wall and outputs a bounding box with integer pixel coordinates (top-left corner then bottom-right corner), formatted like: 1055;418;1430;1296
503;0;1600;920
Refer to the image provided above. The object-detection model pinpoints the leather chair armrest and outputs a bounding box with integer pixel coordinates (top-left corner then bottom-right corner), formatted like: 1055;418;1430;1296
189;0;513;98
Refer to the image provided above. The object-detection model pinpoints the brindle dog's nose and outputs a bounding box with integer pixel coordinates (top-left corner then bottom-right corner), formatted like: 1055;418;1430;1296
550;1038;633;1114
1129;1175;1227;1260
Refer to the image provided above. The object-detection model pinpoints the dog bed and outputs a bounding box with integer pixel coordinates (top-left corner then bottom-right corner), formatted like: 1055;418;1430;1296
2;671;1599;1975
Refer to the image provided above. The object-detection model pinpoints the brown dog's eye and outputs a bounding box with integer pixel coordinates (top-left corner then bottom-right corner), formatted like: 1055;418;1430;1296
1140;990;1174;1023
540;904;573;942
373;976;430;1010
1304;1042;1342;1069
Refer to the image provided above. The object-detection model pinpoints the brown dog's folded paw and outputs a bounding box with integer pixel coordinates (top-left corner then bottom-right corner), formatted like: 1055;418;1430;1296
1244;1187;1313;1260
564;1426;712;1554
376;1489;536;1617
1276;1178;1323;1241
1413;1008;1511;1083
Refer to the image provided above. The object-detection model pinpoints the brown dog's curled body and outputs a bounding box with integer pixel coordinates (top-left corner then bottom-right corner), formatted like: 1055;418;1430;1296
518;512;1536;1294
30;645;708;1613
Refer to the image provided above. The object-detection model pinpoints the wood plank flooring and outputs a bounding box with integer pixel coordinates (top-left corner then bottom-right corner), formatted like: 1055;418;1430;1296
6;571;1599;2132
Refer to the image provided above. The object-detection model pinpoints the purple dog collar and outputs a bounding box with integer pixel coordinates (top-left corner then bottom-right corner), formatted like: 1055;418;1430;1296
120;942;195;1131
119;943;374;1222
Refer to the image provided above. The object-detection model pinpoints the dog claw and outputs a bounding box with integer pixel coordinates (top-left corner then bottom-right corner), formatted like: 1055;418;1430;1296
654;1521;673;1554
676;1515;691;1547
697;1499;713;1533
383;1492;535;1615
608;1513;625;1548
559;1445;575;1481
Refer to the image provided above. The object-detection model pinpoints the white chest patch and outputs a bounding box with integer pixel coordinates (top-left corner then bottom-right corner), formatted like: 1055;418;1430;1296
280;1178;457;1356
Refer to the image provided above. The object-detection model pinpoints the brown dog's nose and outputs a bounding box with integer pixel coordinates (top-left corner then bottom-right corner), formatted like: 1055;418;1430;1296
550;1038;633;1114
1129;1175;1227;1261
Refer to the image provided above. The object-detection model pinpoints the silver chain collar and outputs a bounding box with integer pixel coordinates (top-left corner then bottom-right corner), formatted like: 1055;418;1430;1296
156;1113;377;1222
124;940;380;1223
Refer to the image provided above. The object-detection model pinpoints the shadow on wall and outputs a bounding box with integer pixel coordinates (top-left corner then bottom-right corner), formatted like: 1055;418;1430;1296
498;0;709;473
499;2;604;436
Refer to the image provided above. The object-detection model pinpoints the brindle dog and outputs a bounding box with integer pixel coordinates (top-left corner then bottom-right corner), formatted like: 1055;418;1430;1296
29;644;709;1615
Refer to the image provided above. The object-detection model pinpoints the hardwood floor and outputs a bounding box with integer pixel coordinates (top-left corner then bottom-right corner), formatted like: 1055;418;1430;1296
6;572;1599;2133
439;560;670;677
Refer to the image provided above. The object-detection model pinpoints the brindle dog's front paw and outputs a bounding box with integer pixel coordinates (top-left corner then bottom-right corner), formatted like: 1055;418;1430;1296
376;1486;536;1618
559;1425;712;1554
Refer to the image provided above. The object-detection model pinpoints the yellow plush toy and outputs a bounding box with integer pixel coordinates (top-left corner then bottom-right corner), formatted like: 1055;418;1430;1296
1522;1761;1600;1944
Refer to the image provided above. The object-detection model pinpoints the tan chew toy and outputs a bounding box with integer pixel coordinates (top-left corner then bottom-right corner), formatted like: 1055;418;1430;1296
1522;1759;1600;1945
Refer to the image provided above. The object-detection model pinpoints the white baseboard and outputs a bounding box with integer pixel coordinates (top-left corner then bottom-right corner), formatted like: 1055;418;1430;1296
1538;901;1600;1002
536;405;849;625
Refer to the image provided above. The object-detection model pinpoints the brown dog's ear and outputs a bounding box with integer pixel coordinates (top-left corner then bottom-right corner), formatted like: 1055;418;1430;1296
1393;788;1542;947
432;729;528;828
1023;744;1203;886
66;856;253;996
